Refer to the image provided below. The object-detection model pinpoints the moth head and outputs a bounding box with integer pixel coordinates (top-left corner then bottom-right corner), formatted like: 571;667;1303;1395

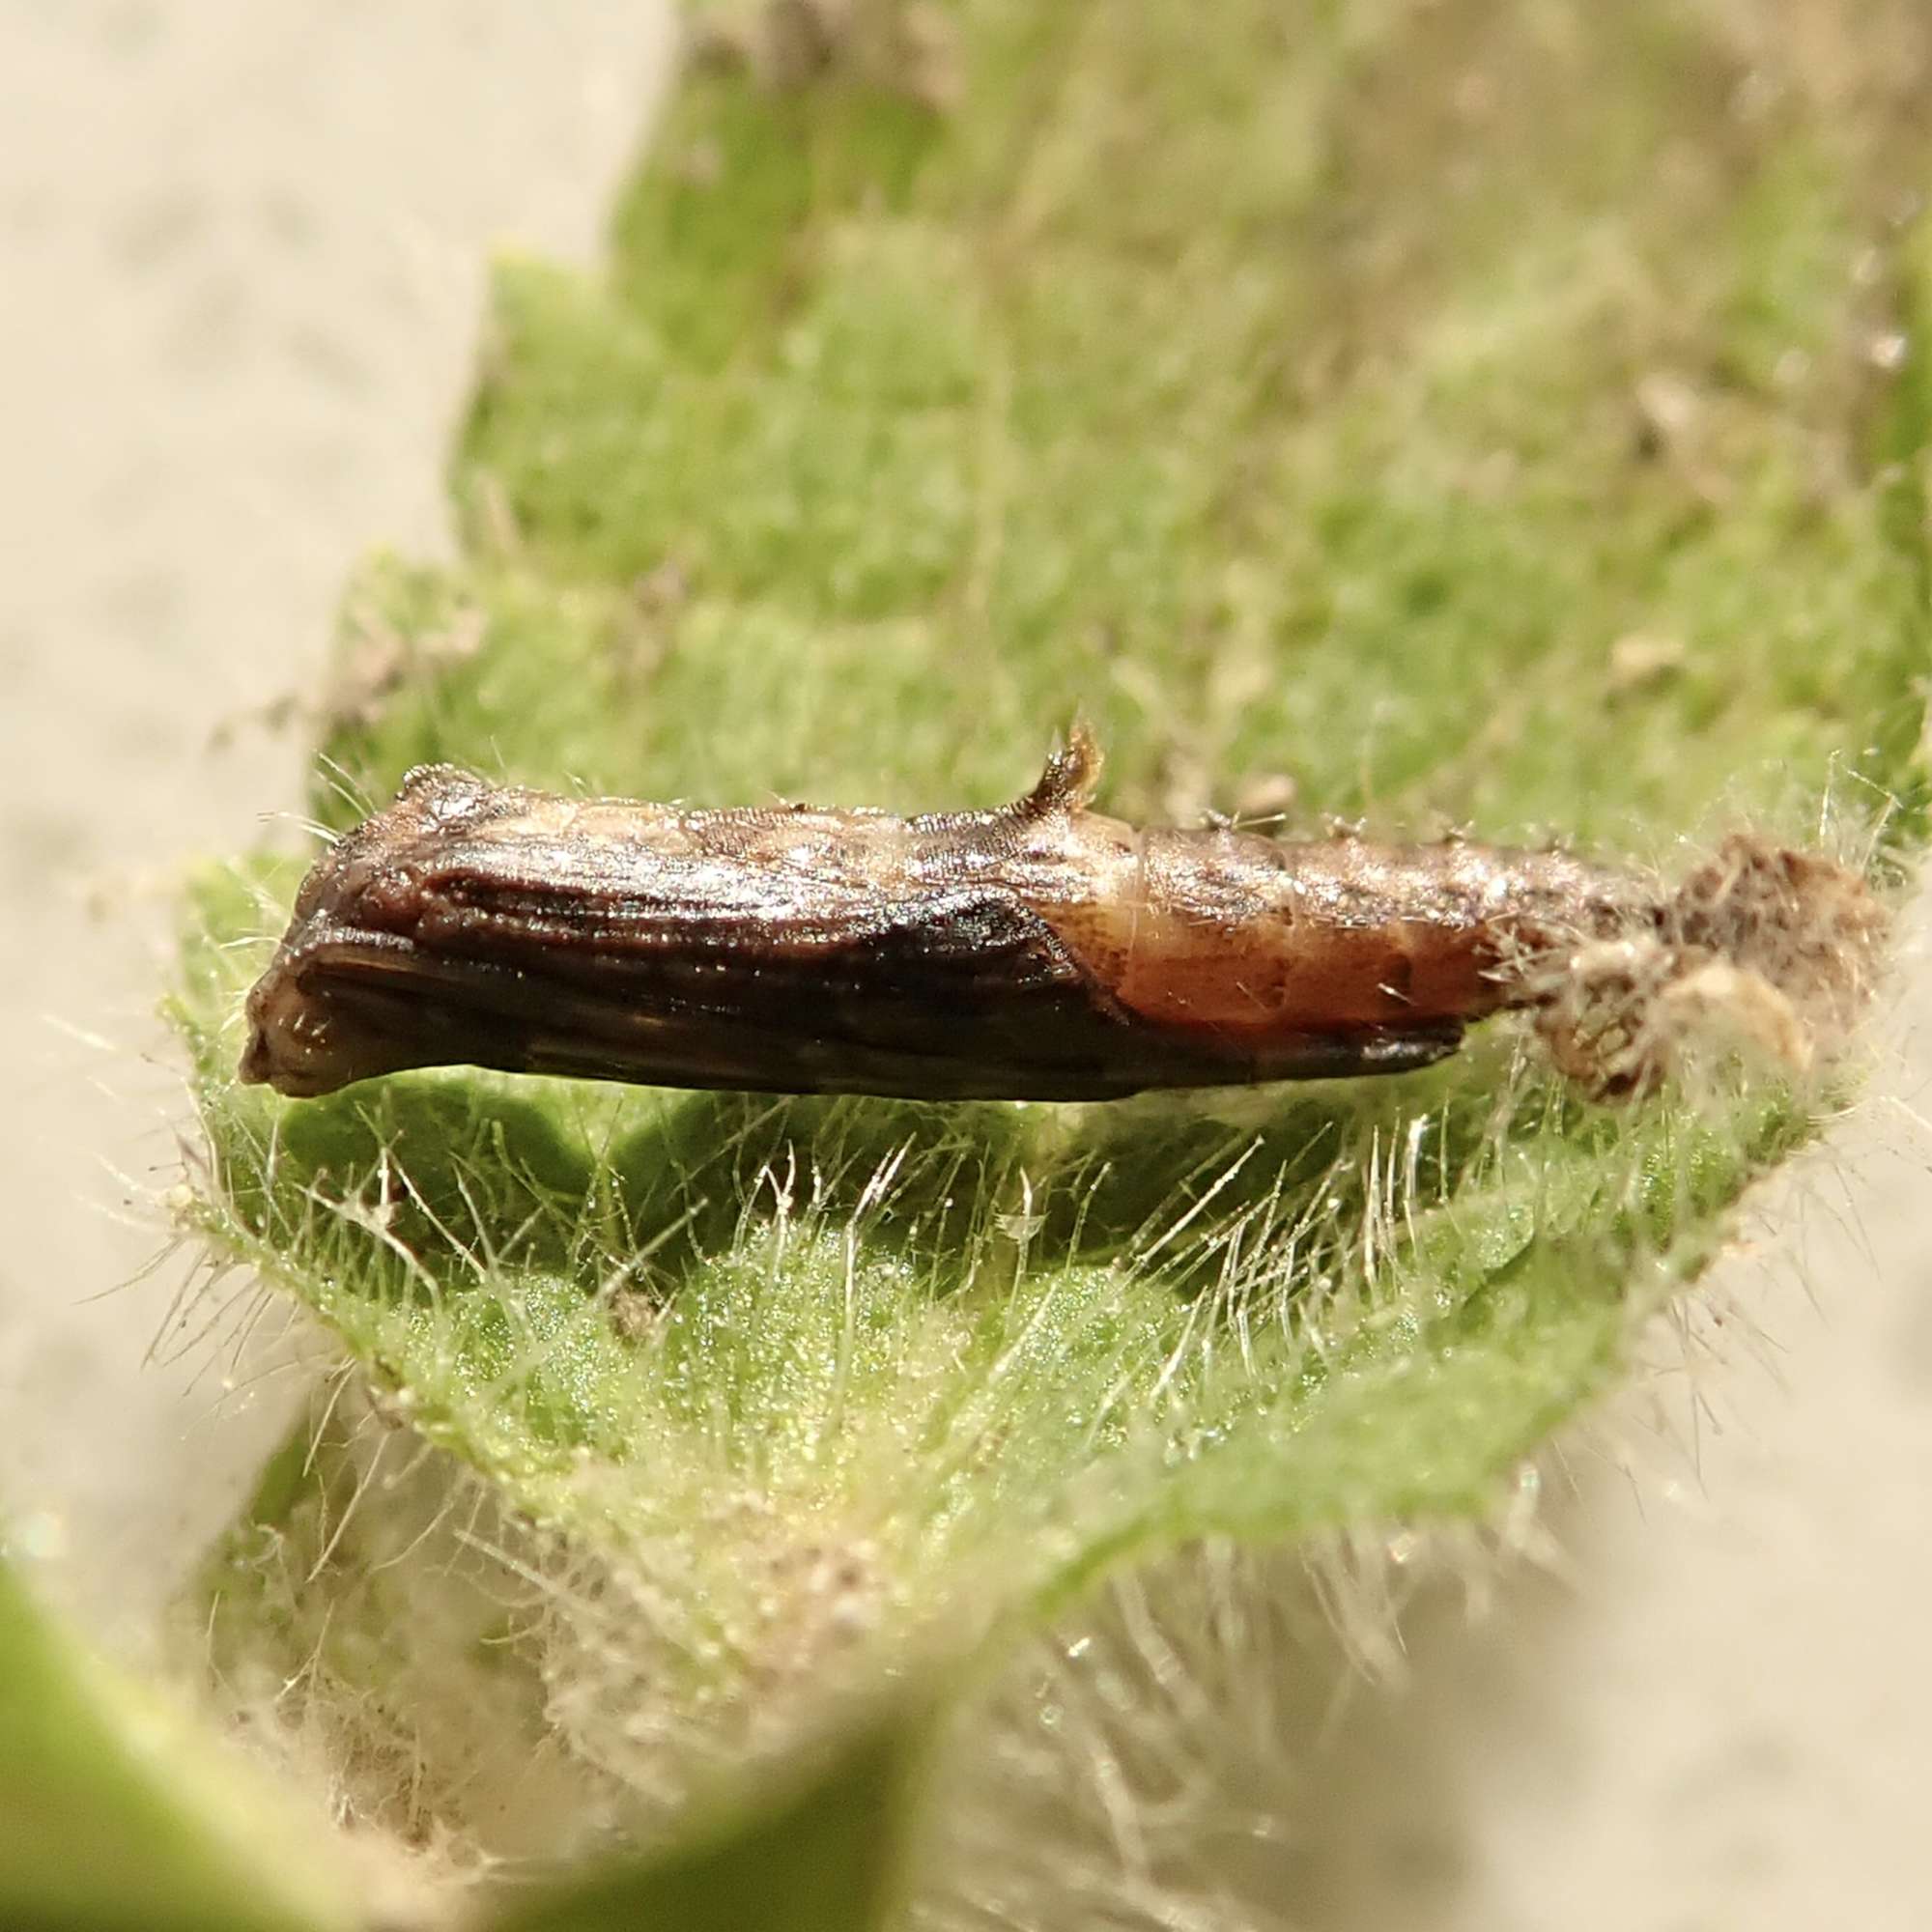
238;936;427;1097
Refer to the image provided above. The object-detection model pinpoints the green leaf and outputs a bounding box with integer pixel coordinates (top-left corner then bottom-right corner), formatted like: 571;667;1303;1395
173;0;1930;1879
0;1550;349;1932
484;1716;915;1932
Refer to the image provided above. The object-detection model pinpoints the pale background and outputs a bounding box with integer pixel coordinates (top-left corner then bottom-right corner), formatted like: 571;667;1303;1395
1;6;1927;1926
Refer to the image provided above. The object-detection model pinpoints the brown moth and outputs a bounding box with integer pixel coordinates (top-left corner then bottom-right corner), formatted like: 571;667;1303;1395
241;730;1885;1102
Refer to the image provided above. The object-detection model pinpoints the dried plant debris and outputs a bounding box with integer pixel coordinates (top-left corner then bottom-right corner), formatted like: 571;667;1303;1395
690;0;961;111
1532;835;1889;1097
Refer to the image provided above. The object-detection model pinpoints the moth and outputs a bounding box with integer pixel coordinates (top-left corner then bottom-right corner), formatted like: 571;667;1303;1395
240;731;1881;1102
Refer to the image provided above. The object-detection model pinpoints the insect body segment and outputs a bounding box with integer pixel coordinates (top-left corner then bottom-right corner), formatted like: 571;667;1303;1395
240;735;1874;1103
